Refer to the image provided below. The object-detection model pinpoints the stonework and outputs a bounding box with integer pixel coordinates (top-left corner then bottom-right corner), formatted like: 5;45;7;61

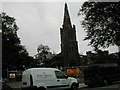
59;3;80;67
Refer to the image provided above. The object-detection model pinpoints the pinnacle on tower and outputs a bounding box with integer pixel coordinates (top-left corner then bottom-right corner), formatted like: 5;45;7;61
63;3;72;29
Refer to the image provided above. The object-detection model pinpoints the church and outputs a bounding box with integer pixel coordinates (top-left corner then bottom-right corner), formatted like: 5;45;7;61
52;3;80;68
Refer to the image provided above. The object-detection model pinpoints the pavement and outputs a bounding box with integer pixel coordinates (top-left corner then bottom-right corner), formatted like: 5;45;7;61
7;81;22;88
79;83;88;88
7;81;87;89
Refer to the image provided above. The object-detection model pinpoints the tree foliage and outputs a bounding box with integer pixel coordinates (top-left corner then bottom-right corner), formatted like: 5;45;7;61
80;50;119;66
35;44;54;67
78;2;120;50
2;13;34;77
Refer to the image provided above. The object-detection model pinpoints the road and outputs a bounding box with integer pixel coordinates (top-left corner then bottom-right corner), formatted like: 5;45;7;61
79;83;120;90
6;81;120;90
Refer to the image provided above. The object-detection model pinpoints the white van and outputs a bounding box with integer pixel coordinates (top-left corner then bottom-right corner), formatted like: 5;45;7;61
22;68;79;90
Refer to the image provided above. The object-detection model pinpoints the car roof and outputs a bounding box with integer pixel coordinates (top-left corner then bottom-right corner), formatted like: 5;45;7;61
87;63;118;68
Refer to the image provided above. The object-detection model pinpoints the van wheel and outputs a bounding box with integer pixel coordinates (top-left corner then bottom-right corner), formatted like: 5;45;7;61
71;84;78;90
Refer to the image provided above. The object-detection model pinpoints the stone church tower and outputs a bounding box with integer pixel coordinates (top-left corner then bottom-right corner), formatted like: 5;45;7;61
60;3;80;67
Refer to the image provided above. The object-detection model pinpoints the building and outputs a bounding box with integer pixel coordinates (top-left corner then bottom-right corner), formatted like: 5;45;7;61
59;3;80;67
52;3;80;68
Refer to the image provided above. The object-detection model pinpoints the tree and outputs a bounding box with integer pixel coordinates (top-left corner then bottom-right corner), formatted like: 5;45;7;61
80;50;118;65
2;13;20;70
78;2;120;51
2;13;34;78
34;44;55;67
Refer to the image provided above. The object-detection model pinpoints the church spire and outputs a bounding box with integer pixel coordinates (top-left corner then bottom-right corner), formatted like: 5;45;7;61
63;3;72;29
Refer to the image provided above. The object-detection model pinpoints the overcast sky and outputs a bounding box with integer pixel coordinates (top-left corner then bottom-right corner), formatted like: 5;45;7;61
2;1;118;56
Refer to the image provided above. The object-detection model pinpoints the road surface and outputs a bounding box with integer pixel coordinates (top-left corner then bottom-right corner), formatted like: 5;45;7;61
79;83;120;90
6;81;120;90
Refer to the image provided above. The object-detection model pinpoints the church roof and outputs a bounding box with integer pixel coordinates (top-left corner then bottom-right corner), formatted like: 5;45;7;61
63;3;72;29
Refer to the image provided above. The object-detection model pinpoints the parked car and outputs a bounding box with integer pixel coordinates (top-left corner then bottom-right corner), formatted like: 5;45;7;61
84;63;120;87
22;68;79;90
